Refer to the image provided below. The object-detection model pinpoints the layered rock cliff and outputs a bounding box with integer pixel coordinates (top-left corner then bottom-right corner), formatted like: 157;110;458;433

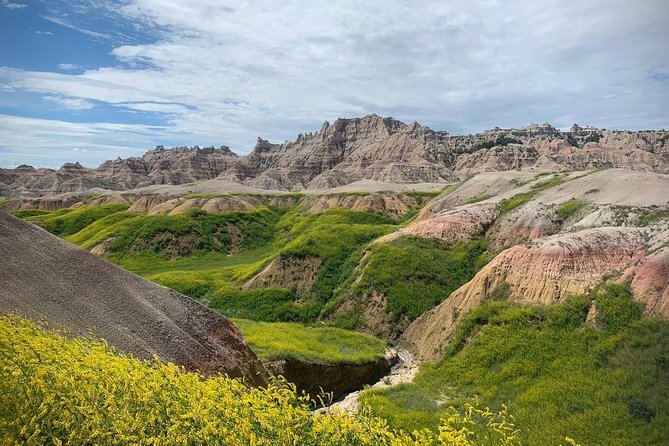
400;227;655;360
2;115;668;197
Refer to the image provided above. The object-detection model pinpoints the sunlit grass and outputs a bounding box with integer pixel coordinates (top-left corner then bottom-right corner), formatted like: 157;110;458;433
233;318;387;364
361;285;669;446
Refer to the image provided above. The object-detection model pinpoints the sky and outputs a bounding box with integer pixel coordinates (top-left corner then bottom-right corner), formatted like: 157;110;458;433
0;0;668;168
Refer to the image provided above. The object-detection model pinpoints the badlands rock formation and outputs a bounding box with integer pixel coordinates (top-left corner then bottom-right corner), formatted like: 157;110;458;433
0;212;268;385
401;227;655;360
2;115;668;197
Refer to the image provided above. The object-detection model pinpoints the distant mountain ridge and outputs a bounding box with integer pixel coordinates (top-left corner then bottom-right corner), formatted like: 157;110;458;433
2;114;668;197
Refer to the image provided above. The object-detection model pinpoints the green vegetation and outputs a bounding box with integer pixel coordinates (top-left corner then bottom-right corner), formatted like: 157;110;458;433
341;236;490;327
0;314;525;446
54;206;403;327
463;194;493;204
498;192;533;213
471;135;523;152
499;174;572;214
639;209;669;227
24;204;129;236
584;133;603;144
11;208;53;218
233;318;386;364
71;206;283;256
488;282;511;301
361;284;669;446
495;135;523;146
212;285;319;323
277;208;397;306
555;199;585;222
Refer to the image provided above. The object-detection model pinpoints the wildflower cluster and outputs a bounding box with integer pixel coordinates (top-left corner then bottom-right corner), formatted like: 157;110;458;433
1;315;530;445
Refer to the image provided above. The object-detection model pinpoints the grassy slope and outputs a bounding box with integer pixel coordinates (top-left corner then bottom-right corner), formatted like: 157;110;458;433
233;318;386;364
19;204;404;363
330;236;490;330
0;314;523;445
360;285;669;446
26;204;129;236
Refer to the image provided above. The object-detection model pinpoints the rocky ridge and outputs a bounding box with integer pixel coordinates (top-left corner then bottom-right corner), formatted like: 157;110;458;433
2;115;668;197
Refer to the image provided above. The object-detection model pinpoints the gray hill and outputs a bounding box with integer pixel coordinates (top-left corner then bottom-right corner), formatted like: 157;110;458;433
0;212;268;385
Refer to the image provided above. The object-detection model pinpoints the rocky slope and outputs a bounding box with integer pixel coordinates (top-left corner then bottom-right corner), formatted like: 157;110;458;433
2;115;668;197
394;169;669;360
320;169;669;345
400;227;651;359
0;212;268;385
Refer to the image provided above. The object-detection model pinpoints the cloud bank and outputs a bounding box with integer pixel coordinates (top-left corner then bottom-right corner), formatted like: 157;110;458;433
1;0;668;167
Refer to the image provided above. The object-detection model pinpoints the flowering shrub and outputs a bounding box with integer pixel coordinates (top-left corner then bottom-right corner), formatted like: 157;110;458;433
0;315;534;445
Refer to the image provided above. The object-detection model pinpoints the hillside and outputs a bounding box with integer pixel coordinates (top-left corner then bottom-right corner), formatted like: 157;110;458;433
0;212;267;385
3;156;668;446
1;115;668;197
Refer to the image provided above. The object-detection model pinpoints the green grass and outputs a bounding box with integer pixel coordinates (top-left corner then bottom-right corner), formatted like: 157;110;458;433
498;192;533;213
233;318;386;364
24;204;129;236
67;207;403;325
361;284;669;446
639;209;669;227
277;208;398;305
69;207;284;257
555;199;584;222
339;236;490;328
499;174;572;214
463;194;493;204
11;209;53;218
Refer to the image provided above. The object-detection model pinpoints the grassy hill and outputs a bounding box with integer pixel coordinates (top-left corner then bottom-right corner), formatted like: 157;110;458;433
360;285;669;445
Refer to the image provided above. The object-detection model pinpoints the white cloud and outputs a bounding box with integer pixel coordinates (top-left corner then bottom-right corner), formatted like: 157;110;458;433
0;114;186;168
57;63;81;71
121;102;191;114
42;15;110;39
34;30;54;36
43;95;96;110
1;0;669;167
2;1;27;10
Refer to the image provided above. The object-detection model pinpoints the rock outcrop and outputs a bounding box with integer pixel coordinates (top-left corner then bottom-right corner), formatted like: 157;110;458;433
401;227;653;360
267;353;395;402
0;212;268;385
2;115;667;197
243;256;323;300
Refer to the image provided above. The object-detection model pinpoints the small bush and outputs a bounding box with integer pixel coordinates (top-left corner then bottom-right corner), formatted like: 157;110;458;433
555;199;584;222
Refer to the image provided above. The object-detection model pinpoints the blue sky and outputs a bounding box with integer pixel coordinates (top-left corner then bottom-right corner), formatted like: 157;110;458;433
0;0;668;168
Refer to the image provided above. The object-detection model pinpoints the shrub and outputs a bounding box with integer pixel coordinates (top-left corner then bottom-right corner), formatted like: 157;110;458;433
555;199;584;222
0;314;528;445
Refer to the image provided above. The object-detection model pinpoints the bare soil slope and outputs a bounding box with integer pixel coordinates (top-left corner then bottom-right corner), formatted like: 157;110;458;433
0;212;268;385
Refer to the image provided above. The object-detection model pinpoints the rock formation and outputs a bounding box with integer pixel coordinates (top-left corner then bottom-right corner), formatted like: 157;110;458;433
2;115;668;197
400;227;661;360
